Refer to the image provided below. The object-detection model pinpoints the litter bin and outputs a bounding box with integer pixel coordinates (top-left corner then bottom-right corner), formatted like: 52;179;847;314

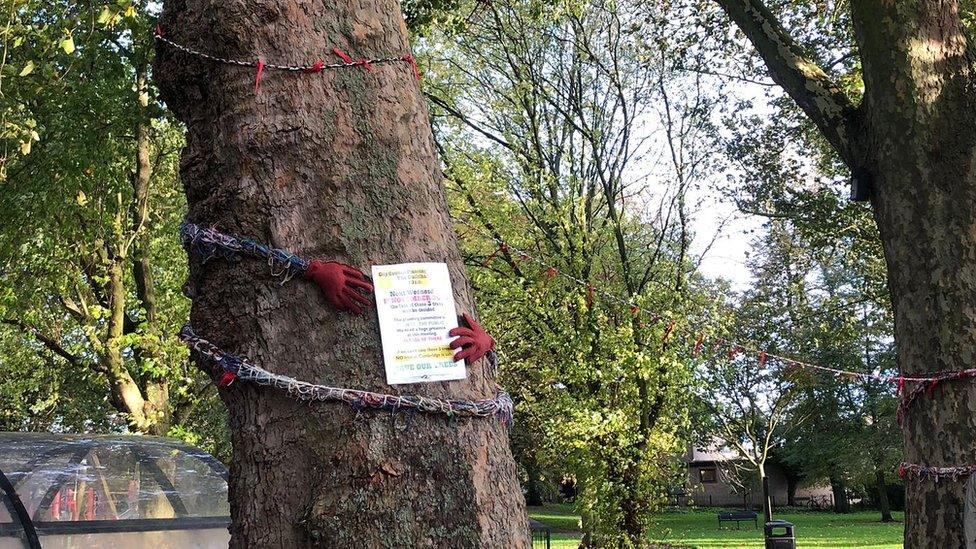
764;520;796;549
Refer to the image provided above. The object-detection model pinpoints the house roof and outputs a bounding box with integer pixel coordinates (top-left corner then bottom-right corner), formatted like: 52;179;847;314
685;437;741;463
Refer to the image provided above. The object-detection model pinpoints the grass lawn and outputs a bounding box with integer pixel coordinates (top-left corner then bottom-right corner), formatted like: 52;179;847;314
527;505;904;548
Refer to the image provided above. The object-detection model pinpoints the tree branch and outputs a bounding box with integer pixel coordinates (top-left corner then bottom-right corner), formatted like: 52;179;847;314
1;319;96;371
714;0;859;166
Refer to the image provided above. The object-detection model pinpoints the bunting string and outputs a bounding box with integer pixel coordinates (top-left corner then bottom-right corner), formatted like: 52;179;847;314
454;218;976;480
177;221;975;475
154;26;421;91
179;325;513;426
452;217;973;387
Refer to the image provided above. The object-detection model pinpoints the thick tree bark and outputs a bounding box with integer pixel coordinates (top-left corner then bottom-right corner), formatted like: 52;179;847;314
154;1;528;547
713;0;976;545
851;2;976;543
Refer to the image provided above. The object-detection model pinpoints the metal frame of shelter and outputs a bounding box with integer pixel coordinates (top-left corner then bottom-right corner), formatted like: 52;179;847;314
0;434;230;549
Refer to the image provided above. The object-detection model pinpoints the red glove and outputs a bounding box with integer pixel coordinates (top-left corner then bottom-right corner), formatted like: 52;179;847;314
304;260;374;314
449;313;495;364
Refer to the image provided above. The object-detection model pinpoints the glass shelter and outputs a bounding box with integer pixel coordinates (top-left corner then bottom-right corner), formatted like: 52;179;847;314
0;433;230;548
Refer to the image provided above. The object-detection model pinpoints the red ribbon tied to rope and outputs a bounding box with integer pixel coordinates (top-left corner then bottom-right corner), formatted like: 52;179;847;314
333;47;373;71
728;345;742;361
482;243;508;266
303;60;325;73
218;371;236;387
402;54;422;80
254;59;265;93
662;321;676;343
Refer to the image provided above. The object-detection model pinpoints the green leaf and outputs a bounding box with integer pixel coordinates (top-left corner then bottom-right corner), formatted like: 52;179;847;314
97;7;112;24
60;35;75;54
18;61;34;77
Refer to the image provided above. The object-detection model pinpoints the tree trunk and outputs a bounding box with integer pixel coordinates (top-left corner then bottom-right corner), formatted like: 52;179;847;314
525;456;543;507
712;0;976;545
153;1;527;547
131;66;171;436
875;466;893;523
758;464;771;523
786;476;797;508
830;474;850;514
850;2;976;545
620;460;645;546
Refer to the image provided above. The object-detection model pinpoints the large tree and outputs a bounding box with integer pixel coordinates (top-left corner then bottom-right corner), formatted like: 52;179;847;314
711;0;976;544
154;0;527;546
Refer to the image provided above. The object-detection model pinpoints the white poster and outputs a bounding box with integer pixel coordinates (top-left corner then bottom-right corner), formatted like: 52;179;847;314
372;262;466;385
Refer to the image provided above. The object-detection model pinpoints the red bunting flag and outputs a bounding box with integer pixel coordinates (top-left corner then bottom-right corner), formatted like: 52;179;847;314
254;59;265;93
481;243;508;266
303;60;325;73
402;54;422;80
662;321;676;343
333;47;373;71
728;345;742;361
693;334;705;356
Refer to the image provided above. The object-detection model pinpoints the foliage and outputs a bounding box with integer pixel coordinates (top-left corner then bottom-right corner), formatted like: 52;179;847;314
0;0;226;454
422;0;732;543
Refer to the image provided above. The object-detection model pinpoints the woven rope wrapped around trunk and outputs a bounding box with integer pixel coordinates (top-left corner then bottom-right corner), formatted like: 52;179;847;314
179;325;513;426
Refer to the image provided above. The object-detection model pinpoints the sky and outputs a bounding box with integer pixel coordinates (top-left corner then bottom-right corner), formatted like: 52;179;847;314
689;188;761;292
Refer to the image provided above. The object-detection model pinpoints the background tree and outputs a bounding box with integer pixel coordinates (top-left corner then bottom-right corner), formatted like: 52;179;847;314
695;316;801;523
703;0;976;542
423;0;725;543
0;0;224;446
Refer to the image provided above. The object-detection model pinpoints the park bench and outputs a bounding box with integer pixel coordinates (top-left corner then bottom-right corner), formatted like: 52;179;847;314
717;510;759;529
